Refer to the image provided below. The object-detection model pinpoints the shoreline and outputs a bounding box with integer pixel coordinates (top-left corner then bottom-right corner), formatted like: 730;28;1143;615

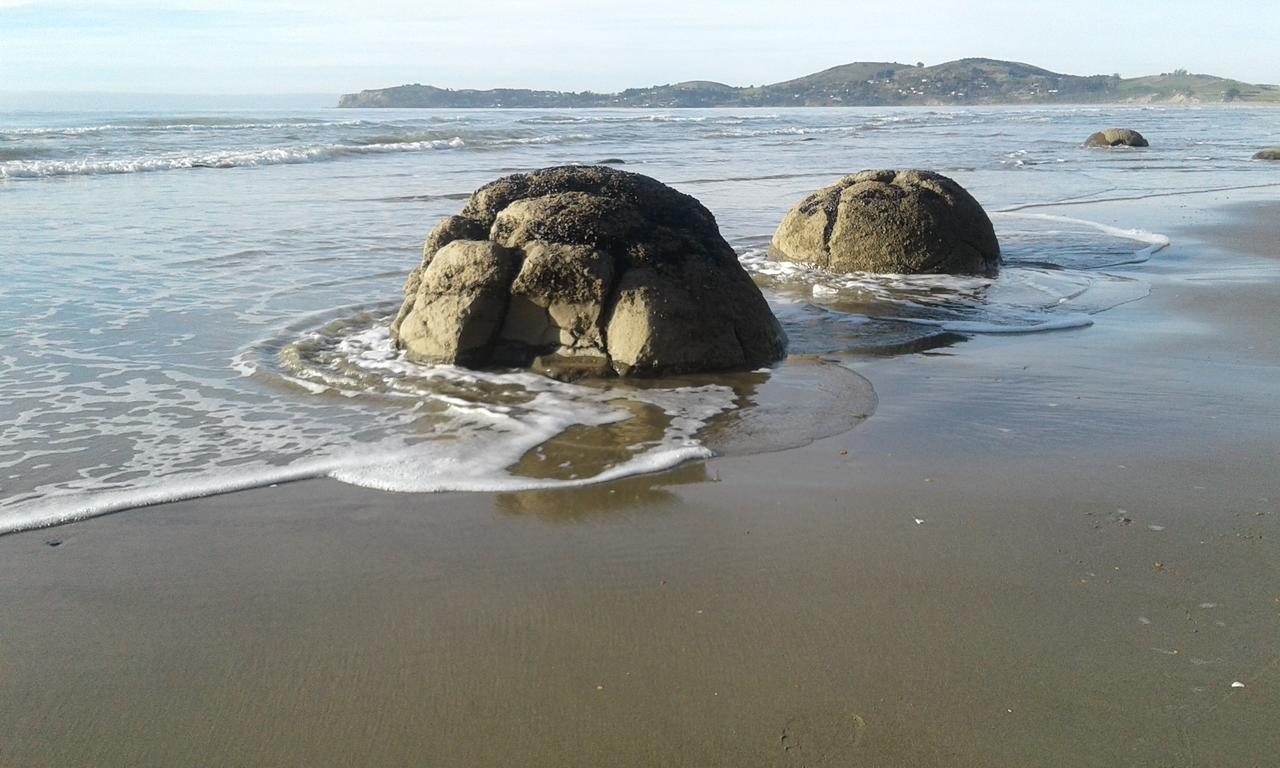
10;184;1277;540
3;190;1279;766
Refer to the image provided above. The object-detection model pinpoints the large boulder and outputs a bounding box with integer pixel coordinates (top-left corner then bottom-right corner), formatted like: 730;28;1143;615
390;166;787;377
769;169;1000;275
1084;128;1149;147
1253;148;1280;160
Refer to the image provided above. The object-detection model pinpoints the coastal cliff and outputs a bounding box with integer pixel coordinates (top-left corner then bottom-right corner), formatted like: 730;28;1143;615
339;58;1280;108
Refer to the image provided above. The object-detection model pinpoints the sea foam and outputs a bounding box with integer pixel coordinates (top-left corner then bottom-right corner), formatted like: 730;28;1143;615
0;138;467;178
0;320;737;536
739;211;1164;336
0;132;594;178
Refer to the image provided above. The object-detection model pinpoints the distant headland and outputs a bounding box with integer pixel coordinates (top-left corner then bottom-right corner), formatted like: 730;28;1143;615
338;58;1280;108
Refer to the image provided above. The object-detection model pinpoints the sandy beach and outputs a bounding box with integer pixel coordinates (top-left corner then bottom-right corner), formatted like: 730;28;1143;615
2;187;1277;767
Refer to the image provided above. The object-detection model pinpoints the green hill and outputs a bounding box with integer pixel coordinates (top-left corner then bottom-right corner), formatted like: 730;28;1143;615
1115;71;1277;102
338;59;1280;108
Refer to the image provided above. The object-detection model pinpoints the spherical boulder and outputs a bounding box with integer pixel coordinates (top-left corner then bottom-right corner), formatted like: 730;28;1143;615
1253;148;1280;160
1084;128;1149;147
390;166;787;377
769;169;1000;276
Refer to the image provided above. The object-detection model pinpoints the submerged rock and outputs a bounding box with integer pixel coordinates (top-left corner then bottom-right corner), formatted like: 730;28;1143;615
391;166;787;377
1084;128;1149;147
1253;148;1280;160
770;169;1000;276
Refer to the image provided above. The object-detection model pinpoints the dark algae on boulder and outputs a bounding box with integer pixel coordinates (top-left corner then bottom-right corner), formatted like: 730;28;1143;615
770;170;1001;276
390;166;787;378
1084;128;1149;147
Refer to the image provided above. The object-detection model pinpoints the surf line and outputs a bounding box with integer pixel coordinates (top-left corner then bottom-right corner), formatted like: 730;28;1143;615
0;442;714;537
991;211;1170;268
995;181;1280;213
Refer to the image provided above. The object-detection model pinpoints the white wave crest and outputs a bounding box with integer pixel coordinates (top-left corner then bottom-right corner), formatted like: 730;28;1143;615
0;129;601;178
0;120;369;138
0;137;468;178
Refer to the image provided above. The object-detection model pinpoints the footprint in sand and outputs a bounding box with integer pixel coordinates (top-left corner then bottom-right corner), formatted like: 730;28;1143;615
780;712;867;766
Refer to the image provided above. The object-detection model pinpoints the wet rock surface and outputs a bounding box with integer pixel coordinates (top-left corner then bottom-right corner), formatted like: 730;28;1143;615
770;169;1001;276
391;166;787;377
1084;128;1149;147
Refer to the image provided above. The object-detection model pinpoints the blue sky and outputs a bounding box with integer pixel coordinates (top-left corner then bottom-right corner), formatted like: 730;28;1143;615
2;0;1277;94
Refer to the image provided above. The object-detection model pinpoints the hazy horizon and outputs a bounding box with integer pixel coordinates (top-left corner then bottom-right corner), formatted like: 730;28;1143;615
2;61;1278;111
0;90;340;111
5;57;1280;101
2;0;1277;97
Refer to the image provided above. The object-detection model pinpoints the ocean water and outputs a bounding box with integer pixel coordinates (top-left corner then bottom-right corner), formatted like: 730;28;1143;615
2;105;1277;533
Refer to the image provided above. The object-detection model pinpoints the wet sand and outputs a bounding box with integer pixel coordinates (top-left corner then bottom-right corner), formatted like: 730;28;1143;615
3;190;1279;767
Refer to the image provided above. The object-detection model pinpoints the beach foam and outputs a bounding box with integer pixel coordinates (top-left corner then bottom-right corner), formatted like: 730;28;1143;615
0;316;739;535
7;103;1260;537
993;212;1170;267
739;210;1161;341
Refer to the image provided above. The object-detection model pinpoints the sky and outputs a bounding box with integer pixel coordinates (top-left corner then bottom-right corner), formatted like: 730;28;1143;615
1;0;1278;95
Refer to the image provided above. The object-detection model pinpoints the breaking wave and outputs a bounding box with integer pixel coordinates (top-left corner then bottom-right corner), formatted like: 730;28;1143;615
0;132;594;178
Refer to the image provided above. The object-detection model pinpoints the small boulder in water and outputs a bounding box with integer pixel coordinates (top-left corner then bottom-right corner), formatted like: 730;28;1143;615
1253;148;1280;160
770;169;1000;276
390;166;787;377
1084;128;1149;147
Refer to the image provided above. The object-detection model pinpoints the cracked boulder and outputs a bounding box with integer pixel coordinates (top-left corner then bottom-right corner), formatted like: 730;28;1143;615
1084;128;1149;147
390;166;787;377
770;169;1001;276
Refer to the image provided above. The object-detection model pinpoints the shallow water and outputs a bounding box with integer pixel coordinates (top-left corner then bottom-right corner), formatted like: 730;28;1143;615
2;104;1277;532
